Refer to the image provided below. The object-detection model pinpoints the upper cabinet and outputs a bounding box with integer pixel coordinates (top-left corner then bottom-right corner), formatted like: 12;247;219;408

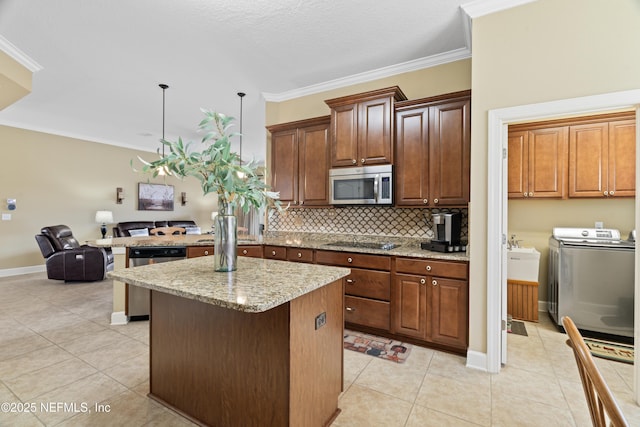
394;91;471;207
325;86;407;168
508;112;635;199
508;126;568;199
267;116;331;207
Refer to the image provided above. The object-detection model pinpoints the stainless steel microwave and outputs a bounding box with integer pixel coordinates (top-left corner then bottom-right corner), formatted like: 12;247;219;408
329;165;393;205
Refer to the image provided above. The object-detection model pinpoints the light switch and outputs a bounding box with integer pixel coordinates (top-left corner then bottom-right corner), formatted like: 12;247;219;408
2;214;11;221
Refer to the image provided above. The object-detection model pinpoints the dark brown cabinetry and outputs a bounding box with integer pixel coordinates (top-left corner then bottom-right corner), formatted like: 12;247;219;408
394;91;471;207
316;250;391;332
264;245;287;260
325;87;407;168
238;245;263;258
187;246;213;258
508;112;635;199
268;116;331;207
392;258;468;351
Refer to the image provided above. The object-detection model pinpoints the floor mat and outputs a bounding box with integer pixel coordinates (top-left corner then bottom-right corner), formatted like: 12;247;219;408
507;319;528;336
584;337;634;364
343;330;412;363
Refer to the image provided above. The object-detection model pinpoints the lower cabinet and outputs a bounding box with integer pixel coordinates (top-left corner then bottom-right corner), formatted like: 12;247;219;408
316;250;391;333
238;245;263;258
187;246;213;258
392;257;469;351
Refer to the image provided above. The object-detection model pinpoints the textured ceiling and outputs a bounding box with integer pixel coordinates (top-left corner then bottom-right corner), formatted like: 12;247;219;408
0;0;471;162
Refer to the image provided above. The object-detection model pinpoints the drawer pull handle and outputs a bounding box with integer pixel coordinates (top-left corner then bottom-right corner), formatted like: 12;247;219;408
346;279;355;284
347;257;353;263
420;278;426;285
432;280;438;286
204;251;209;256
346;307;355;312
297;252;302;258
272;251;276;256
434;198;439;204
426;265;432;271
242;250;248;255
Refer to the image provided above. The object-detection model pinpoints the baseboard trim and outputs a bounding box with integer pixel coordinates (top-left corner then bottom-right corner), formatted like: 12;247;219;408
466;350;488;372
110;311;129;326
0;265;46;277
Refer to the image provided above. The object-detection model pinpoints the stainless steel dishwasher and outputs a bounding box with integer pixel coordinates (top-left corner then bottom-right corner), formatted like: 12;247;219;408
127;246;187;320
548;227;635;337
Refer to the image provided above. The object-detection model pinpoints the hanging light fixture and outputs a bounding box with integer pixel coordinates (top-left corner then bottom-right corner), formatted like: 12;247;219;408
158;83;169;176
237;91;245;165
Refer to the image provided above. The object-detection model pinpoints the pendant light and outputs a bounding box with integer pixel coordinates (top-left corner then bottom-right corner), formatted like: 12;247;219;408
237;91;245;165
158;83;169;176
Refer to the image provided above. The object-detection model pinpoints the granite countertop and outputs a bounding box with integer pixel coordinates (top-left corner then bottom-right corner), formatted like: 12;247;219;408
92;232;469;262
107;256;350;313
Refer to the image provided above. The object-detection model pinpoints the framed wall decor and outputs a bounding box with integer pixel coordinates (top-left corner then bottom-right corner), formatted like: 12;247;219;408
138;183;174;211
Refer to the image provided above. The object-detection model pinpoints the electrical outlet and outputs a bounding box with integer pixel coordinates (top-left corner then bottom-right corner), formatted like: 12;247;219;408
315;312;326;330
595;221;604;229
1;214;11;221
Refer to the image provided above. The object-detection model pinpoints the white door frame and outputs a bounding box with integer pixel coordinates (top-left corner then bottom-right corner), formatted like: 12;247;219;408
485;90;640;387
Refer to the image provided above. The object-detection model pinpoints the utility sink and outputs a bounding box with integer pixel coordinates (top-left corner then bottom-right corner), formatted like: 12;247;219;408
507;247;541;282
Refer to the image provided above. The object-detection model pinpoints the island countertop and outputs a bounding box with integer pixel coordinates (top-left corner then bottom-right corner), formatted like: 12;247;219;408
107;256;350;313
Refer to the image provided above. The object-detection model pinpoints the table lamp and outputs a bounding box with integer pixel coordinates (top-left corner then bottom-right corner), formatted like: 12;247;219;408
95;210;114;239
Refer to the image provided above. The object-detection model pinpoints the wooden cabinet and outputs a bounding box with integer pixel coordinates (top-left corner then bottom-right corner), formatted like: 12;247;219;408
394;91;471;207
569;119;636;198
508;112;635;199
508;126;568;199
264;245;287;260
286;247;314;263
316;250;391;332
325;86;407;168
187;246;213;258
392;257;468;351
238;245;263;258
268;116;331;207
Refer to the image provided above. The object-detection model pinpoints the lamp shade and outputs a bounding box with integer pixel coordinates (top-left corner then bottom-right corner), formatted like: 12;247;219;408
95;210;114;224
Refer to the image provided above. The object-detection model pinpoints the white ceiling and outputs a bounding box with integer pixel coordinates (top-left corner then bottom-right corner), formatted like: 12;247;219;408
0;0;477;162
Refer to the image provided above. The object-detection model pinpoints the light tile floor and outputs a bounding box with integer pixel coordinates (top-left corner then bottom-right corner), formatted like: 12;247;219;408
1;273;639;426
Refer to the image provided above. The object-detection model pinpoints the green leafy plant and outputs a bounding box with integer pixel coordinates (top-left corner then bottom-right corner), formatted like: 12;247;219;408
136;109;281;213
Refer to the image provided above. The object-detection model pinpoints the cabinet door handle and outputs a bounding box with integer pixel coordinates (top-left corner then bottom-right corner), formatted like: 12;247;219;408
352;159;357;165
346;279;355;284
242;249;248;255
426;265;432;271
528;192;533;197
347;257;353;263
432;280;438;286
420;278;426;285
604;191;609;196
361;158;365;164
423;199;428;204
610;190;614;196
346;307;355;312
434;198;439;204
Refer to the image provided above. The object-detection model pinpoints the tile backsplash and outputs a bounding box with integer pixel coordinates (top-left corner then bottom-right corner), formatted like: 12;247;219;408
267;206;468;240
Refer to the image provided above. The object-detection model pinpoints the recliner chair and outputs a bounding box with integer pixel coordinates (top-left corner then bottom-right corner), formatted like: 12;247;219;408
35;225;114;282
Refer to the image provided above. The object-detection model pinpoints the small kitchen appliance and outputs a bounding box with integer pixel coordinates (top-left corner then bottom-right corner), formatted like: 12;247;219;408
421;212;462;252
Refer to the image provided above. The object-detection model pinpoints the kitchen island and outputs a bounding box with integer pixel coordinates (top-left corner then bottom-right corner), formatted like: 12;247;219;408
108;256;350;427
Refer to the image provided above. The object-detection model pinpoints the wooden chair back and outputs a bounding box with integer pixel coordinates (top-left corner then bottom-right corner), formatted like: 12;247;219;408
149;226;186;236
562;316;629;427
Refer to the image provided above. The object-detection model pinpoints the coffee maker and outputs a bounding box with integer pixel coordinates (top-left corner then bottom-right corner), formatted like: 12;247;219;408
421;212;462;253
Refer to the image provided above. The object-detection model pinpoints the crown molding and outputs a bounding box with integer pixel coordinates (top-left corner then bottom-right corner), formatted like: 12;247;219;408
263;47;471;103
461;0;537;19
0;35;42;72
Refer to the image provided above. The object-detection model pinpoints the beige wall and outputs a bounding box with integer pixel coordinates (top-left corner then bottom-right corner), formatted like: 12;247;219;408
470;0;640;353
0;126;218;271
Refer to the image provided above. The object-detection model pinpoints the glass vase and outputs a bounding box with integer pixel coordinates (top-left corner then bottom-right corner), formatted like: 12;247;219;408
214;201;237;272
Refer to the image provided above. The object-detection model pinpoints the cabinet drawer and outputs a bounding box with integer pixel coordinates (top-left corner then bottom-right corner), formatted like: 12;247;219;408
187;246;214;258
345;268;390;301
264;245;287;260
286;247;314;263
344;295;390;331
395;258;467;279
238;245;263;258
315;250;390;270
